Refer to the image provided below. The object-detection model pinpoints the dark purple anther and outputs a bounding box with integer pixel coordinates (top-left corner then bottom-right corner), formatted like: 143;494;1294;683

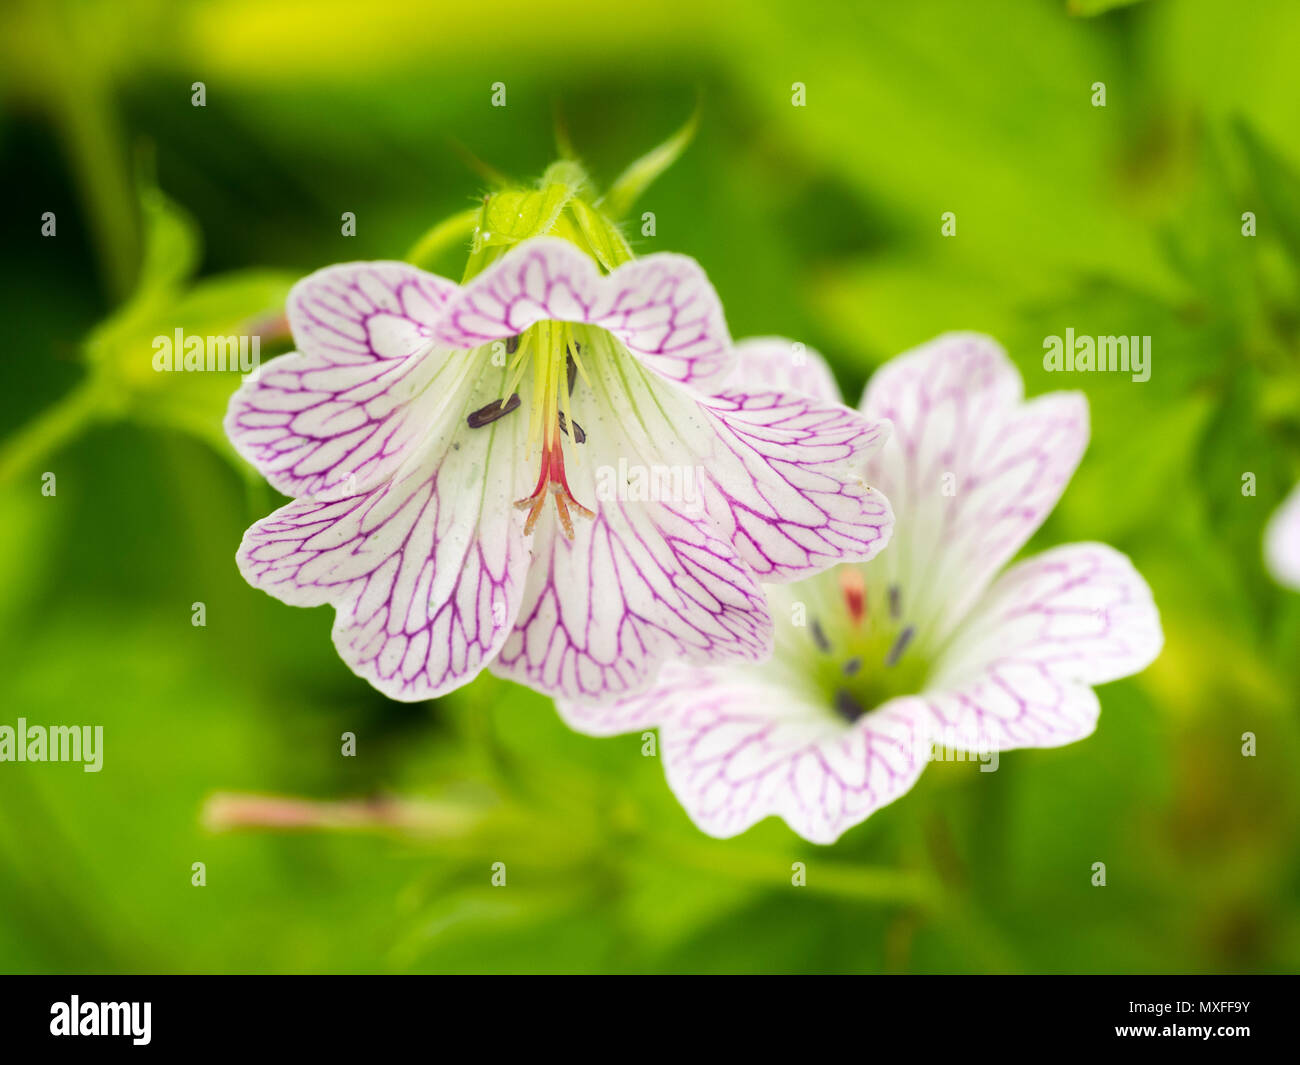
467;393;521;428
885;625;915;668
833;689;866;723
557;411;586;444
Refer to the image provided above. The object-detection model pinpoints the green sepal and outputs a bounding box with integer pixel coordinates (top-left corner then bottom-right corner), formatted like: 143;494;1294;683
471;161;589;255
598;106;699;220
569;198;633;271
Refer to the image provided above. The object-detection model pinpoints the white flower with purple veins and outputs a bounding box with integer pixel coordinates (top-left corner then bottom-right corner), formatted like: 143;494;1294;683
1265;483;1300;590
560;334;1164;843
226;237;894;702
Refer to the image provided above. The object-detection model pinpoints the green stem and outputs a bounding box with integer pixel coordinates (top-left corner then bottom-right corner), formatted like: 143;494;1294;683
0;379;107;484
203;781;943;909
33;0;139;299
918;805;1025;972
404;208;480;270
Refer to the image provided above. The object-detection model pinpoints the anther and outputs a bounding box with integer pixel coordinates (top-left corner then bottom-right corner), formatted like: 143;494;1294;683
467;393;521;428
884;625;915;668
833;689;867;723
557;412;586;444
810;618;831;654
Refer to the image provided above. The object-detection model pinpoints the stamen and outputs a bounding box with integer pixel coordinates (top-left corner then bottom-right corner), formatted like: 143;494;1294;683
884;625;915;668
525;320;553;455
467;393;521;428
833;689;867;723
557;330;576;449
557;412;586;444
566;333;593;390
502;330;534;403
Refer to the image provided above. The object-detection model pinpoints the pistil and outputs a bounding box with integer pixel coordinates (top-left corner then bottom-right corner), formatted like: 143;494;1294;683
509;322;596;540
806;570;929;726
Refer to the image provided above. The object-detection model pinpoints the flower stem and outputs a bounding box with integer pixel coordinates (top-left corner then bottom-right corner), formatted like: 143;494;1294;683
0;379;107;485
202;787;943;909
201;792;483;838
404;208;480;270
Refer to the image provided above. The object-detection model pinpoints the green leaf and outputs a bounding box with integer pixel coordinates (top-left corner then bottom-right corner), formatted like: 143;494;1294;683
127;269;296;453
1235;118;1300;268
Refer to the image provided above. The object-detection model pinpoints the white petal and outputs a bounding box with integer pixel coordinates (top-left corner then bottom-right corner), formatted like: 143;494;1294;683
667;700;928;844
492;497;774;703
923;543;1163;750
288;260;455;366
702;386;894;580
490;367;774;703
590;348;895;583
1265;482;1300;590
227;261;459;499
434;237;735;390
236;350;531;700
579;663;930;843
860;332;1089;647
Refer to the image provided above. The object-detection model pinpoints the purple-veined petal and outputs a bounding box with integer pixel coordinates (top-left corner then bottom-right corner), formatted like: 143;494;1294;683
236;352;531;700
553;665;681;738
226;352;445;501
729;336;842;403
700;387;894;581
491;496;774;703
1265;482;1300;591
226;262;459;499
921;543;1163;750
698;337;892;579
596;254;734;390
589;336;895;584
860;332;1088;647
289;261;457;366
434;237;735;390
583;663;929;843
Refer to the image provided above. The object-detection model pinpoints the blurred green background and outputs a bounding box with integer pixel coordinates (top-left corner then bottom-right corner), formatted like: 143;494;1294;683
2;0;1298;973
